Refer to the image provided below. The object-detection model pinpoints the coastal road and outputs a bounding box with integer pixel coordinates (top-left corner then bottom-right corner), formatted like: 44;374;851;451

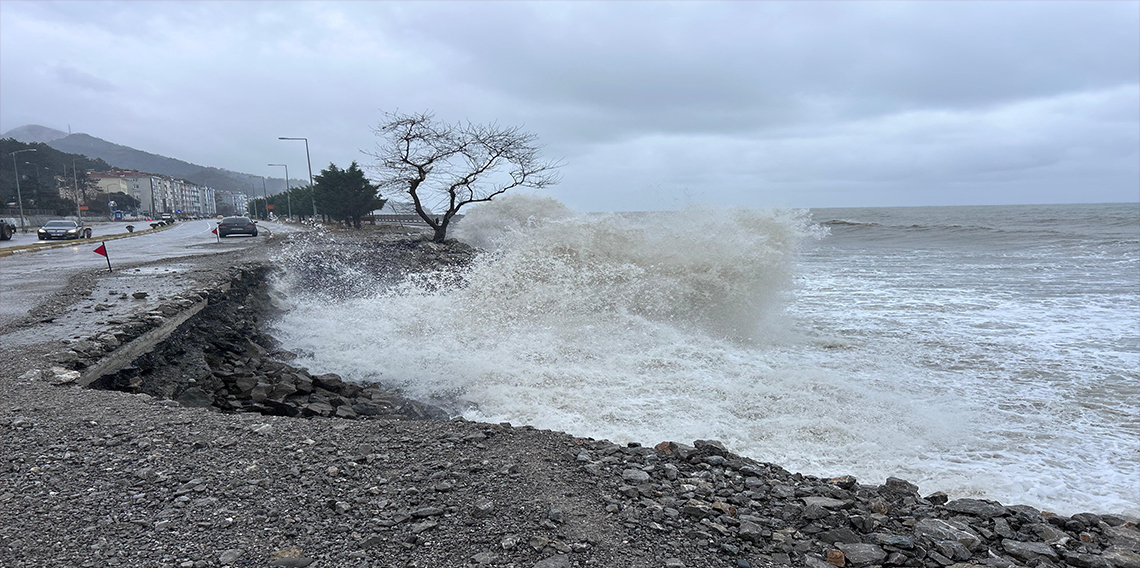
0;219;298;329
1;220;140;248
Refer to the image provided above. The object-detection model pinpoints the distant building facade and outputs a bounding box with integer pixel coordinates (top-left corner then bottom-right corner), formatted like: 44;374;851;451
86;170;217;217
214;190;249;217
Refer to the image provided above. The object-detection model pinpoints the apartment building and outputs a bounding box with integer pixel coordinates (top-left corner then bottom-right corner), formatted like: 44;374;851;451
87;170;217;217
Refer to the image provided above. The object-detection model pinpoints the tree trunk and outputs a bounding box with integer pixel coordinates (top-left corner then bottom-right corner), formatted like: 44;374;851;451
432;225;447;243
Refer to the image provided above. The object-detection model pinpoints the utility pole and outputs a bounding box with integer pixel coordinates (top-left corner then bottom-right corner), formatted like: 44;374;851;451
9;148;36;232
72;161;82;223
278;137;317;220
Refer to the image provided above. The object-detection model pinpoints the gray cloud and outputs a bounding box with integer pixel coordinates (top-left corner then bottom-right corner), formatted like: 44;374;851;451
1;1;1136;210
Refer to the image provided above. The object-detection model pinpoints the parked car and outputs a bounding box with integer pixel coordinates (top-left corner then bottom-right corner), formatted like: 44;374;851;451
217;216;257;238
0;218;16;241
160;213;175;222
38;220;91;240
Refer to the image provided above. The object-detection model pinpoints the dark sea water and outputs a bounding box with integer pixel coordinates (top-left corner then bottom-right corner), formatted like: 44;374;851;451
272;198;1139;515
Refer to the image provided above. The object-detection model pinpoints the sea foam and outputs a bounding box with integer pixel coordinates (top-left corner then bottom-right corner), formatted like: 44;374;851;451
270;197;1139;516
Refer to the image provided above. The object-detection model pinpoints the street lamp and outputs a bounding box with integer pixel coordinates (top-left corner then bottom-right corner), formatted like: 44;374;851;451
268;163;292;221
24;161;42;204
278;137;317;220
72;160;83;223
261;176;269;220
9;148;36;232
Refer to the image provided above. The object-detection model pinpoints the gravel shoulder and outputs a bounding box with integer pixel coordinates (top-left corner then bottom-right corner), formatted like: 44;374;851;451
2;229;1137;568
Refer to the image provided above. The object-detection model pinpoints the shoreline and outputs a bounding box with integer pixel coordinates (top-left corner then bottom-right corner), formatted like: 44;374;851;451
2;230;1137;568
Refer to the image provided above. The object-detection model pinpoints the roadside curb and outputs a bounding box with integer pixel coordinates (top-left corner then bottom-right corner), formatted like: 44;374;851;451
0;222;177;258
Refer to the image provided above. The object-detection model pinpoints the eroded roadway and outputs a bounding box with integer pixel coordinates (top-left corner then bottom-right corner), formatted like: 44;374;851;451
0;220;297;332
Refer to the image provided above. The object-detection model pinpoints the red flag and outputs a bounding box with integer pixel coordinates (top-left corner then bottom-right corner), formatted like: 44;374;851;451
93;244;107;257
211;227;218;235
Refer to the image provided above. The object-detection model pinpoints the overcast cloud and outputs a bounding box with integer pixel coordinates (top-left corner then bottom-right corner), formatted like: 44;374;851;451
1;1;1136;210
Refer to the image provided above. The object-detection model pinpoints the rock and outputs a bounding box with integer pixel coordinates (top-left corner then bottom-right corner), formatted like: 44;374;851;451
132;291;148;299
176;387;214;407
871;533;915;549
883;477;920;495
927;492;950;505
268;559;315;568
303;401;334;417
1105;526;1140;551
803;496;848;509
915;518;984;551
1103;547;1140;568
1029;522;1072;544
472;497;495;518
50;368;81;385
473;551;499;565
818;528;862;545
1002;540;1060;562
218;549;244;565
622;468;650;483
945;499;1008;518
837;543;887;566
682;499;713;518
994;518;1016;539
829;475;858;489
534;555;571;568
827;548;846;566
359;535;384;548
804;503;831;520
805;555;836;568
352;401;392;416
693;439;728;456
249;383;271;402
738;521;763;541
1063;551;1115;568
412;506;445;518
49;351;80;366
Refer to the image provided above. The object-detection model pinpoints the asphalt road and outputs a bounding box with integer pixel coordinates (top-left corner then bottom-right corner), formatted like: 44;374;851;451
0;219;297;330
2;220;137;247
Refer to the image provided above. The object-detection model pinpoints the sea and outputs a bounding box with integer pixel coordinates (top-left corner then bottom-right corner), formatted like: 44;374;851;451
269;197;1139;516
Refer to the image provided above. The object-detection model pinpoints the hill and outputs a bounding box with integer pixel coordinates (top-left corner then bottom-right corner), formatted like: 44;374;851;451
2;124;69;144
44;133;294;196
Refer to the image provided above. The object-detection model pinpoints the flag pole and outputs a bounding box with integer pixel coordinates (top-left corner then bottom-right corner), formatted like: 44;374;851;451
94;242;112;272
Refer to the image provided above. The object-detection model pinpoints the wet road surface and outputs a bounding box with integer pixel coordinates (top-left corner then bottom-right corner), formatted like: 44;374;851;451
0;220;296;330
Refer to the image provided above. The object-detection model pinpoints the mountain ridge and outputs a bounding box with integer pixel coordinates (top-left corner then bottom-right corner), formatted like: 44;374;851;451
2;125;294;196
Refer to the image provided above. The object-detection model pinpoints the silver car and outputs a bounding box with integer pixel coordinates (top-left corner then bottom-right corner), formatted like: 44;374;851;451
38;220;91;240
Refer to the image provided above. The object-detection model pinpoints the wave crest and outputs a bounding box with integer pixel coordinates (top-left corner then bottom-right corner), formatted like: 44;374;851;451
448;194;824;339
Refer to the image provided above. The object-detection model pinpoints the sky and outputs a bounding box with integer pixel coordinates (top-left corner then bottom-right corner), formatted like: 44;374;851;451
1;1;1137;211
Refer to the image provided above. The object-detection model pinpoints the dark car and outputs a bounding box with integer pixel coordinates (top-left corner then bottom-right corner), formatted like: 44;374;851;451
38;220;91;240
0;218;16;240
217;216;257;238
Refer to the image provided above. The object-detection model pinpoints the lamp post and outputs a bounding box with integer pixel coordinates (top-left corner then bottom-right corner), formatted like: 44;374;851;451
278;137;317;220
72;160;82;223
268;163;291;221
24;161;42;204
9;148;36;232
261;176;269;219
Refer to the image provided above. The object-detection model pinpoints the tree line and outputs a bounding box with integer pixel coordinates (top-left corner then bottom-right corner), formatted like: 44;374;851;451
246;161;386;228
0;138;138;216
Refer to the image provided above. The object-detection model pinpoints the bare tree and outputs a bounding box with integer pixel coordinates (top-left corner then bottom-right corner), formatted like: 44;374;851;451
367;111;562;242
